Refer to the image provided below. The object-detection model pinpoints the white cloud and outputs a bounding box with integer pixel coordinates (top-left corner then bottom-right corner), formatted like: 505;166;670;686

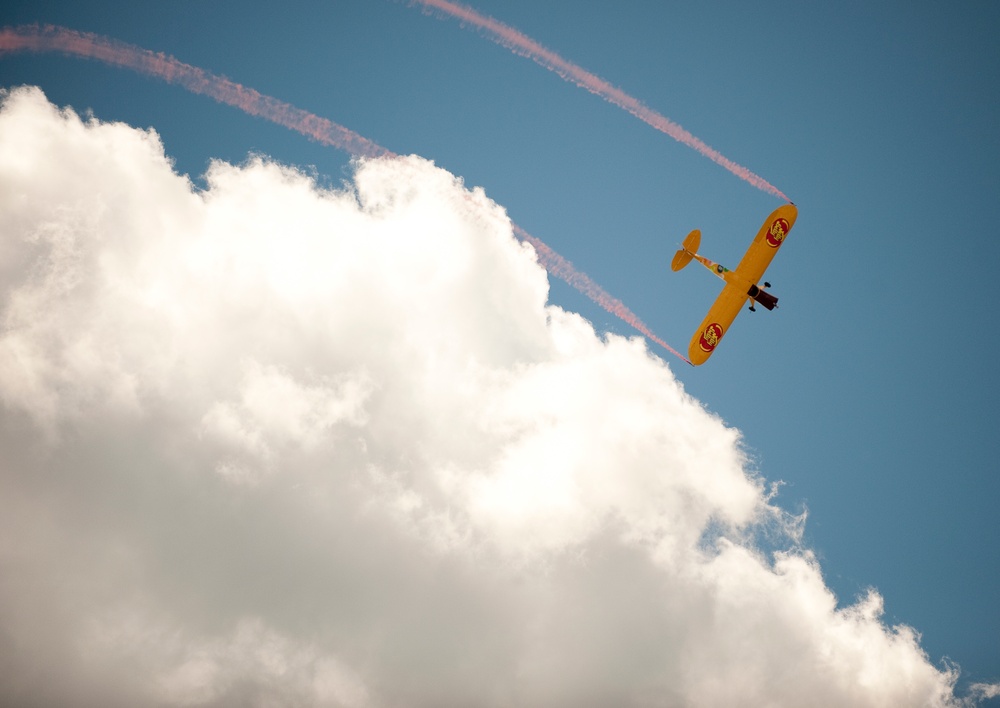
972;684;1000;701
84;610;370;707
0;85;976;706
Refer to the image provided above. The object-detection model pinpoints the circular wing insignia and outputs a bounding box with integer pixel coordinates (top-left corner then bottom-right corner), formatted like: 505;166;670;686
699;322;724;353
766;217;790;248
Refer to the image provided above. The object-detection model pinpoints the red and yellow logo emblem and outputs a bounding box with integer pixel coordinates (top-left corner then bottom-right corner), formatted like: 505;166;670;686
766;217;789;248
699;322;724;353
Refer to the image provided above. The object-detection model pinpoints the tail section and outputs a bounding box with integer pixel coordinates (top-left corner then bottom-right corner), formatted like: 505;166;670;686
670;229;701;271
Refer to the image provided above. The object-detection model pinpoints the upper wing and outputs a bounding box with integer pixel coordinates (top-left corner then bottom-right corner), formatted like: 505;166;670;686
687;281;748;365
733;203;798;285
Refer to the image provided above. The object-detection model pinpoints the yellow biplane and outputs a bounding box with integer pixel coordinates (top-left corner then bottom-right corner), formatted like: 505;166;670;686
671;204;798;365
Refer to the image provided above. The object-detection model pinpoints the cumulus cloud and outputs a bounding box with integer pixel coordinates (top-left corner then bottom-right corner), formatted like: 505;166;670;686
0;85;974;706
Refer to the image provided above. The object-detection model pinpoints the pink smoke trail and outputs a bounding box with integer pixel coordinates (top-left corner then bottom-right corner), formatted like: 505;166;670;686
513;226;690;363
0;24;391;159
410;0;789;202
0;23;691;365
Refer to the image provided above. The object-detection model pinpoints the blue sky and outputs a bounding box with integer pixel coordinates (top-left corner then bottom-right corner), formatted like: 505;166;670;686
2;0;998;702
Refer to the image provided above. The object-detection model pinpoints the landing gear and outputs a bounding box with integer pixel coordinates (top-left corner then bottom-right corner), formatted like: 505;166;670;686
764;281;771;288
749;303;756;312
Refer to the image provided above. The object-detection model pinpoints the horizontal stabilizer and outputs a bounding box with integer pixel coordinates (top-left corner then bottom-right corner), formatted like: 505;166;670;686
670;229;701;271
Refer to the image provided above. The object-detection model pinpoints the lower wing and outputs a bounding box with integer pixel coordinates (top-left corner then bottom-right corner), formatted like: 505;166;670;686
688;282;748;365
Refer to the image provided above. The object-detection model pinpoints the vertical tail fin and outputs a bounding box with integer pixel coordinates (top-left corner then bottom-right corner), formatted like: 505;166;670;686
670;229;701;271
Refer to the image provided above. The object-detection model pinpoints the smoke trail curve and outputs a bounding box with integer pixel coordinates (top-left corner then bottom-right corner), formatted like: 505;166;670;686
0;24;691;365
410;0;789;202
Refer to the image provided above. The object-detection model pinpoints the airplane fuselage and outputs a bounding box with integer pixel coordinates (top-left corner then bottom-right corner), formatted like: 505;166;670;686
688;252;778;310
